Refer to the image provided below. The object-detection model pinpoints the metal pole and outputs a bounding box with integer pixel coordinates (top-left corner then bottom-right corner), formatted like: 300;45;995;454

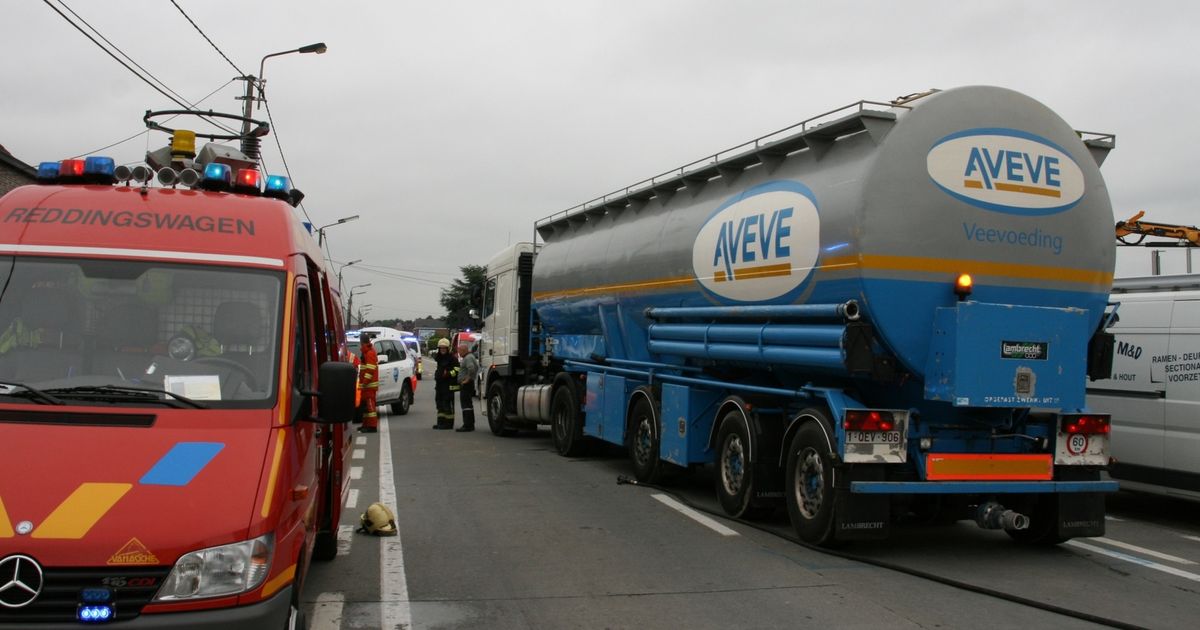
346;291;354;329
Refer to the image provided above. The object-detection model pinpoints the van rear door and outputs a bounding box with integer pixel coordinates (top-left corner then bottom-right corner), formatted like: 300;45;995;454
1165;299;1200;492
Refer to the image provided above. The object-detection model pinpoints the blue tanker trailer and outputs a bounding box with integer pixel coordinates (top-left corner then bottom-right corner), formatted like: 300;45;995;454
476;86;1119;545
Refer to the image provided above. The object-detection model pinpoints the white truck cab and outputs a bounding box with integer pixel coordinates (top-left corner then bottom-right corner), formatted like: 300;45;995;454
477;242;537;433
1088;274;1200;500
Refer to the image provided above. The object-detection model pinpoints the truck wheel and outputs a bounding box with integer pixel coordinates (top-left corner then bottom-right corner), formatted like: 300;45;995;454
1006;496;1068;545
487;381;516;436
714;410;770;519
785;414;838;546
392;383;412;416
551;385;585;457
628;395;662;483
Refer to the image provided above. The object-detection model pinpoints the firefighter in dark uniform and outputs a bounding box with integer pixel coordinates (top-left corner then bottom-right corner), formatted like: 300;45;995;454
432;338;459;429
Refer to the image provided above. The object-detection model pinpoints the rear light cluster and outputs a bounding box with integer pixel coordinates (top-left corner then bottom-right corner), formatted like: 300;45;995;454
844;410;896;432
1061;414;1111;435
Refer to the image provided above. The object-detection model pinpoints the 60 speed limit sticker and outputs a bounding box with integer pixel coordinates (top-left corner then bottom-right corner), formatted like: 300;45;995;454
1066;433;1089;455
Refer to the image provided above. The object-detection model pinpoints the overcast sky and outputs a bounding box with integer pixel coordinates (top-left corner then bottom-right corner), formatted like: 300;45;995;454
4;1;1198;320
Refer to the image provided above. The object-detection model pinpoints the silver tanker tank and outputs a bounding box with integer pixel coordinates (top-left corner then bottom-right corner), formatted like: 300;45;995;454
531;86;1115;382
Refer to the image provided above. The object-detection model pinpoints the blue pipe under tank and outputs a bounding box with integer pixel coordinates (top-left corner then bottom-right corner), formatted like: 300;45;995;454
648;323;844;348
645;302;859;321
646;339;846;372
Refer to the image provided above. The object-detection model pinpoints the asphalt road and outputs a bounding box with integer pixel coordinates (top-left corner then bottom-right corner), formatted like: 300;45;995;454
302;383;1200;630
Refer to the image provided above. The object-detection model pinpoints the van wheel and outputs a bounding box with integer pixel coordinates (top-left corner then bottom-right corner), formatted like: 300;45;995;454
392;384;412;416
785;412;838;546
285;596;307;630
487;381;516;436
628;395;663;483
312;529;337;561
714;410;771;519
551;385;585;457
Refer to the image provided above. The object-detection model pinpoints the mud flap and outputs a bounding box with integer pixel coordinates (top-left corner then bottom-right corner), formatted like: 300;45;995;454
1057;492;1106;538
835;464;890;540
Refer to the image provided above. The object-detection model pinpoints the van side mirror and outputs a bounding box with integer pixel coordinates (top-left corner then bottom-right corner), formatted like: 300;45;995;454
314;361;356;423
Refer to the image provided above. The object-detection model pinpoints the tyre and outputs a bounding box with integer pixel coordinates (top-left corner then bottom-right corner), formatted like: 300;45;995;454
391;383;412;416
1006;496;1068;545
714;410;771;519
312;529;337;562
551;385;585;457
487;380;516;436
785;411;838;546
285;593;308;630
628;394;663;483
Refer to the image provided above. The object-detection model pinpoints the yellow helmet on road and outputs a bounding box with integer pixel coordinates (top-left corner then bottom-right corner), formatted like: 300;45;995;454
358;502;397;536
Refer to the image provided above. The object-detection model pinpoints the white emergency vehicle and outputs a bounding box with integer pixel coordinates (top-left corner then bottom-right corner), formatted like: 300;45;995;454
347;330;415;415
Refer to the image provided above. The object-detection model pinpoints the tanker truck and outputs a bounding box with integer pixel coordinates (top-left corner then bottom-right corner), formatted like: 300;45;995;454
476;86;1119;546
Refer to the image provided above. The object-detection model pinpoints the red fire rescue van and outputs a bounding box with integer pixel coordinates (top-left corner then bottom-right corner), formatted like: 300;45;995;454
0;134;357;628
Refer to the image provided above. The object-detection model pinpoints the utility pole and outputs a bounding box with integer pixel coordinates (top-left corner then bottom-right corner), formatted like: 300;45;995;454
234;75;260;161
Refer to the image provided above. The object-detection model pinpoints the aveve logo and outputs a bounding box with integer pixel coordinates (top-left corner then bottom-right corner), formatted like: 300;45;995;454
927;128;1085;216
692;181;820;302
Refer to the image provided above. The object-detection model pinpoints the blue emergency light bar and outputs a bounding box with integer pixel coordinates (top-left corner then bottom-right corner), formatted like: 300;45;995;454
204;163;232;184
37;162;61;180
83;156;116;178
77;603;115;622
266;174;289;192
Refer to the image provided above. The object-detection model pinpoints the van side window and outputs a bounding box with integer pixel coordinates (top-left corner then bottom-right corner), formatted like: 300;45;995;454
291;288;315;418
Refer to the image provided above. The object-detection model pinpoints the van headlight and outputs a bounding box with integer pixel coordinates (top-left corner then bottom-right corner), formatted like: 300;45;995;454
154;533;274;601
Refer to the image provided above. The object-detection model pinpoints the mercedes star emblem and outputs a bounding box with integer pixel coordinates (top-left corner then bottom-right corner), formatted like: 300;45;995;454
0;554;44;609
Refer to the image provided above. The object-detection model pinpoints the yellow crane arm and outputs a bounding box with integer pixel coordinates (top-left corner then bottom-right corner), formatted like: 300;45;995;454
1116;211;1200;247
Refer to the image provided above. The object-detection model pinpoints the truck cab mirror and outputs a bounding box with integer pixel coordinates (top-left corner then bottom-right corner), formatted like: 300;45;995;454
313;361;356;423
468;308;479;319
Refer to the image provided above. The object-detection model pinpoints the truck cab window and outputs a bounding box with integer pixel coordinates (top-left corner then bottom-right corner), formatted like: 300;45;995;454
483;277;497;318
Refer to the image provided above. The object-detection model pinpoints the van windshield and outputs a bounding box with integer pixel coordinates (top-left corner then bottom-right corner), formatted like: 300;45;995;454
0;257;283;408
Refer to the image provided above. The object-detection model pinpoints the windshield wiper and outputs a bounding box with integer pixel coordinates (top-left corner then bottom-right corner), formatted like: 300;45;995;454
43;385;208;409
0;380;66;405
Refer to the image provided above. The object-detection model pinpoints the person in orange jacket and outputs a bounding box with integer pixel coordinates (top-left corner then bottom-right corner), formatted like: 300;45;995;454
358;333;380;433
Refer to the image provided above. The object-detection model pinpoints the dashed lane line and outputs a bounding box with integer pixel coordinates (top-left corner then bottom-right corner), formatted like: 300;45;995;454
345;488;359;510
355;436;367;446
337;524;354;556
1183;535;1200;544
1092;536;1196;565
379;418;412;628
652;493;739;537
310;592;344;630
350;466;363;480
352;448;366;459
1067;541;1200;583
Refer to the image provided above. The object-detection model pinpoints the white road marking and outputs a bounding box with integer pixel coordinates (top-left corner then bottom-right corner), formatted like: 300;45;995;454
1105;515;1124;522
379;416;413;628
310;592;344;630
337;525;355;556
350;466;363;480
355;436;367;446
352;448;366;459
345;488;359;510
1182;535;1200;544
1092;536;1197;565
1067;541;1200;583
652;493;739;537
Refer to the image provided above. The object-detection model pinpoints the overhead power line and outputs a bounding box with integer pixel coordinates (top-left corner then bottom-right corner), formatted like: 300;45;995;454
261;98;313;226
68;78;237;159
42;0;237;135
170;0;245;77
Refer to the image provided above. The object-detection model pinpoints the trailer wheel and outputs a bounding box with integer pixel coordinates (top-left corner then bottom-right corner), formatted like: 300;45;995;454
391;383;412;416
487;381;516;436
551;385;585;457
628;395;662;483
785;414;837;546
714;410;770;519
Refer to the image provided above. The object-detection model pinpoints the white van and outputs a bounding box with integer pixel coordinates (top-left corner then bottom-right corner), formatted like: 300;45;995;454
1087;274;1200;500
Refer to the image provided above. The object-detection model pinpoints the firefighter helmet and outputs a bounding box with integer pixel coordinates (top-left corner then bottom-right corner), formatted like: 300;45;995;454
437;338;450;348
358;502;398;536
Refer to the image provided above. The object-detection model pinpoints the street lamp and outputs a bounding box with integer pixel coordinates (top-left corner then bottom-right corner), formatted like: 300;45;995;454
239;43;328;157
358;305;374;327
316;215;360;247
337;258;362;290
346;283;371;327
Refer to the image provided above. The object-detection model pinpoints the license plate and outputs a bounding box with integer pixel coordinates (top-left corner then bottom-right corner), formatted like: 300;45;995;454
847;430;901;445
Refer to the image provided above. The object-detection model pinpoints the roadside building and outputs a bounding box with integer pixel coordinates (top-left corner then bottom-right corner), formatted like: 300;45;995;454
0;144;36;196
